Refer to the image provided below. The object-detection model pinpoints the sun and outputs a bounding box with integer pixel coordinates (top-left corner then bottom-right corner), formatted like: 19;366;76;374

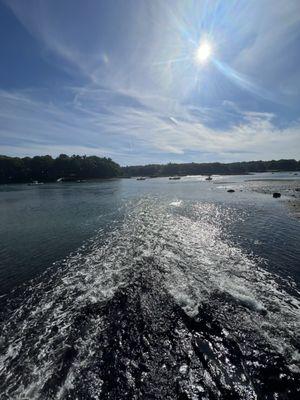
194;40;212;65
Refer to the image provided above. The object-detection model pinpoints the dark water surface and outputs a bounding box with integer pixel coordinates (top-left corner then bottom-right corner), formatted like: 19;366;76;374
0;173;299;399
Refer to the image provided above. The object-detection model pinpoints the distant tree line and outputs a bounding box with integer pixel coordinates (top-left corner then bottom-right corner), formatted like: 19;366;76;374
1;155;299;184
0;154;121;184
122;159;300;177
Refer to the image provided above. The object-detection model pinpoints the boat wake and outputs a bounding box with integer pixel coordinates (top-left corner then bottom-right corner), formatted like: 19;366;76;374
0;198;299;399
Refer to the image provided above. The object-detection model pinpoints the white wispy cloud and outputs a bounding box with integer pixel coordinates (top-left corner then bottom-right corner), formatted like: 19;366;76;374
1;0;300;164
0;87;299;164
232;0;300;93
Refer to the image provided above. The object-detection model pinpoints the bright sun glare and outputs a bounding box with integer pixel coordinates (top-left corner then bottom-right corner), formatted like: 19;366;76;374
194;41;212;65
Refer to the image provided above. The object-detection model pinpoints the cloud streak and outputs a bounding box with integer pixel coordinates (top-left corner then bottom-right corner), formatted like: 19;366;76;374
0;0;300;164
0;87;299;165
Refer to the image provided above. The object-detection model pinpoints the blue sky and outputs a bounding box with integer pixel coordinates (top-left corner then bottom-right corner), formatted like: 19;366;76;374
0;0;299;165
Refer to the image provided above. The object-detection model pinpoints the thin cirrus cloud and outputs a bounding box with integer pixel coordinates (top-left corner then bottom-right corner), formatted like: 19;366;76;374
0;0;299;165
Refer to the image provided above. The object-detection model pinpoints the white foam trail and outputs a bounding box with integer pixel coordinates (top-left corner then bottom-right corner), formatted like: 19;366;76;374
169;200;183;207
0;198;299;397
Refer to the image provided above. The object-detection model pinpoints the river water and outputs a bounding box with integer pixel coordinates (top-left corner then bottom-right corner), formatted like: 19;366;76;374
0;173;299;399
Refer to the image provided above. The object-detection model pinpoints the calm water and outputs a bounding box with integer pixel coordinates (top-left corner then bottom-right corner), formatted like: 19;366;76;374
0;173;300;399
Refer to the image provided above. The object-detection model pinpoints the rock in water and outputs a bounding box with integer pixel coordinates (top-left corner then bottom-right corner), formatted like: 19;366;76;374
273;192;281;198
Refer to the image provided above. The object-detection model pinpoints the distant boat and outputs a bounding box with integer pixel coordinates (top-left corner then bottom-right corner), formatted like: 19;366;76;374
28;180;43;186
137;177;146;180
57;176;79;182
205;175;212;181
169;176;181;180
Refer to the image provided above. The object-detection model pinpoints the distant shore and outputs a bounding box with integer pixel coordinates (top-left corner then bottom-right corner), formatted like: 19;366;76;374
1;154;299;184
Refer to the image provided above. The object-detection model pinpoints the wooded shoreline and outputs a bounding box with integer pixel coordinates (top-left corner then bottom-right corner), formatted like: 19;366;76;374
0;154;299;184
